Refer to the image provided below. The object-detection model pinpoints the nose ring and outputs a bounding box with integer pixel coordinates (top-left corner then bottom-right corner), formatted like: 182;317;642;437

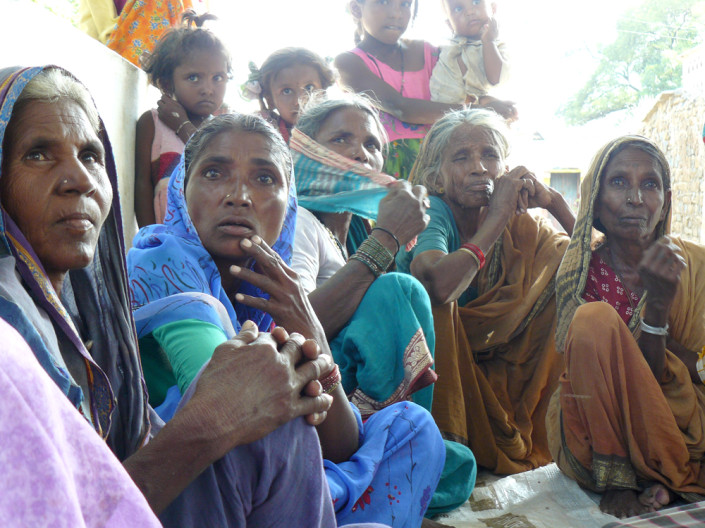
225;193;231;199
62;179;69;185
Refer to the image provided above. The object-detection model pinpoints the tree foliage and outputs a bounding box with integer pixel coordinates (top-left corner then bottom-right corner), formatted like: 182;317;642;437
559;0;704;125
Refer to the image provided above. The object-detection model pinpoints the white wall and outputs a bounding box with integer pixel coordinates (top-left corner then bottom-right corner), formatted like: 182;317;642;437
1;0;151;246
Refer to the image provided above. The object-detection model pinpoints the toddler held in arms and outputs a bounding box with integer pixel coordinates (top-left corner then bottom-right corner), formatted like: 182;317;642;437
430;0;517;121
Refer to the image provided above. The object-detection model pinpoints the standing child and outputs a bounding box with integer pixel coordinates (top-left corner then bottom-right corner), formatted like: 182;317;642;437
336;0;463;180
430;0;517;121
134;10;231;227
241;48;336;144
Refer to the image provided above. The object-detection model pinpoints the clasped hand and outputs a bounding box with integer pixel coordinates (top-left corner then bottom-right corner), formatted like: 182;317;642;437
376;180;431;248
489;166;554;218
189;322;334;455
638;236;686;315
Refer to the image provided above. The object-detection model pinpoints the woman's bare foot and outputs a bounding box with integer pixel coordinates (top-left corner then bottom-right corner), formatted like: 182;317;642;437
639;484;672;511
600;489;651;518
421;518;455;528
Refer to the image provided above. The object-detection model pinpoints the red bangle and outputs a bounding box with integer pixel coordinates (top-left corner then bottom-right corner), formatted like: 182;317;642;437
319;363;341;394
460;243;486;269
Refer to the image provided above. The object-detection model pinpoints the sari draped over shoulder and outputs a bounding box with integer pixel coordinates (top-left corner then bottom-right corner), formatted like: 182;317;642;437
128;151;296;336
291;128;437;417
0;66;150;462
428;205;568;474
0;66;349;528
549;135;705;501
128;125;447;526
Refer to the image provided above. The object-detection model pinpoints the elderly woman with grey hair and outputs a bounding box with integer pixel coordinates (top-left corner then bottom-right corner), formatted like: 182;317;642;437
290;95;438;414
396;108;574;475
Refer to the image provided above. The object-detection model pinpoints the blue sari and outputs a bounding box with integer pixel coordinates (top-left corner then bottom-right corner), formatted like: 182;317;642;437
127;133;446;527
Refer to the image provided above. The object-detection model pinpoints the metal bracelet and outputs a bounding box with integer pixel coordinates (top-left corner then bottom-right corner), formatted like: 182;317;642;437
639;318;669;336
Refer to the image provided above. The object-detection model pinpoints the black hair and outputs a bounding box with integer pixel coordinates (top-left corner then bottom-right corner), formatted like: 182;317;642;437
257;47;336;113
183;114;292;189
142;10;232;93
350;0;419;44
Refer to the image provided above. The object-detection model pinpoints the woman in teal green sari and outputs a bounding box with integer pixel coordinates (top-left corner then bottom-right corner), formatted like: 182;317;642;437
291;95;476;516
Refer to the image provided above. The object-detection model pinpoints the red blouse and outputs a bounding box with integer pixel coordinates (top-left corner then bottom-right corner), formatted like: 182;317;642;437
583;252;641;325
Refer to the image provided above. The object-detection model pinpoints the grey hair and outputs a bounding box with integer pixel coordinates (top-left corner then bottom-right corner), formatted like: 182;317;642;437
184;113;292;188
295;92;388;153
409;108;509;195
11;67;101;134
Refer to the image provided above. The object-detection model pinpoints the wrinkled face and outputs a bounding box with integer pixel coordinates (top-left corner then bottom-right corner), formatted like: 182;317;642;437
358;0;413;45
442;0;494;39
438;123;503;209
1;99;112;290
315;107;384;171
185;129;288;270
595;146;669;243
267;64;323;126
170;49;228;119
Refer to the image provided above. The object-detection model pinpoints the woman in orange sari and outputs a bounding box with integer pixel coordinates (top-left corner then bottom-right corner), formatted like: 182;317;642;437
397;108;574;474
548;135;705;518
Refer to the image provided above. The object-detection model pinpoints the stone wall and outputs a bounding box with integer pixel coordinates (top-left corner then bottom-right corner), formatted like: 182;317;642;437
639;90;705;243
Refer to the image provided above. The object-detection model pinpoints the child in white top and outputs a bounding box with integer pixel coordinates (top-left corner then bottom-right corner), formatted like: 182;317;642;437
430;0;517;121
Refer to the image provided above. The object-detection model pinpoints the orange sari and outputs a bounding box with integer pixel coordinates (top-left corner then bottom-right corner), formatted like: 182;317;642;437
105;0;195;68
432;213;568;474
549;135;705;500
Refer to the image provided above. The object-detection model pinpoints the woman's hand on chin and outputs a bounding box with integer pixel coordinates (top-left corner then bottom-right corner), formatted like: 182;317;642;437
638;236;686;317
229;236;324;342
488;166;530;219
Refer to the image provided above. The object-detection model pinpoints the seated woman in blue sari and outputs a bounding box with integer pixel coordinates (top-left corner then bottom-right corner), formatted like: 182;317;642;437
291;95;437;416
127;113;445;528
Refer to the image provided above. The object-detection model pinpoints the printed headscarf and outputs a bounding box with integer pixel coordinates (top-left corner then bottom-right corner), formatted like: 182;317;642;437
555;135;672;351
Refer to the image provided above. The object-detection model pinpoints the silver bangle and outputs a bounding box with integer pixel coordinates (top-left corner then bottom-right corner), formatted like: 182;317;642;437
696;356;705;385
176;121;191;137
640;319;669;336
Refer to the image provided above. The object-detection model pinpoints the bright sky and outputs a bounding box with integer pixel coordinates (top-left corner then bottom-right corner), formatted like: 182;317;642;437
205;0;646;170
32;0;670;171
208;0;641;119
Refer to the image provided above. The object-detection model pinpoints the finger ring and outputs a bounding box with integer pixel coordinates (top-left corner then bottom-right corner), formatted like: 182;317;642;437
171;112;180;118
